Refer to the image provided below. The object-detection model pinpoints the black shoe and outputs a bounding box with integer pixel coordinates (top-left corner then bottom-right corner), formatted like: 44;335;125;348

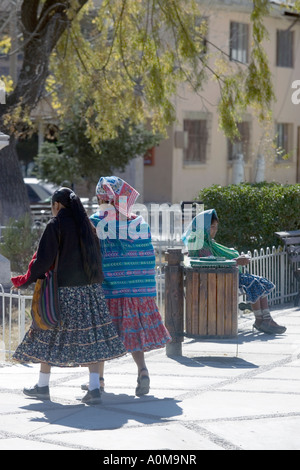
81;388;102;405
23;384;50;400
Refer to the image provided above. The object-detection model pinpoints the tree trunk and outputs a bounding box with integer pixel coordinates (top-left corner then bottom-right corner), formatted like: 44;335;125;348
0;0;89;225
0;136;30;225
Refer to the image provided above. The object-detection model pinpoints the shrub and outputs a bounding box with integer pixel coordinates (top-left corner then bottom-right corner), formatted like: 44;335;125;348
0;214;41;273
197;183;300;252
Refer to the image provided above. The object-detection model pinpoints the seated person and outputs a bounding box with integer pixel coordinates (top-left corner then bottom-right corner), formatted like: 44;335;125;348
182;209;286;335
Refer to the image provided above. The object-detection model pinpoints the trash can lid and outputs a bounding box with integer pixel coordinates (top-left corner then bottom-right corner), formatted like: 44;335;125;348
189;257;237;268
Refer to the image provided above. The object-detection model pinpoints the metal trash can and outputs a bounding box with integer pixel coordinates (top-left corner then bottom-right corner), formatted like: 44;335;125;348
185;258;239;338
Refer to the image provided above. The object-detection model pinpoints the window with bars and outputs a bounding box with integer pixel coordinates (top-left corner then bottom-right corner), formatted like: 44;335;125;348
228;122;250;162
183;119;208;164
277;30;294;68
276;123;292;161
230;22;249;64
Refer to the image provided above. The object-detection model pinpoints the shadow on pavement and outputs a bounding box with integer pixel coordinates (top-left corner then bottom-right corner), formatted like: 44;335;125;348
20;393;183;431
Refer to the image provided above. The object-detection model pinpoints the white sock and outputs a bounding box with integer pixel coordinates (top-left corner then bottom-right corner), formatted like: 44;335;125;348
253;309;262;319
38;372;50;388
262;309;272;320
89;373;100;391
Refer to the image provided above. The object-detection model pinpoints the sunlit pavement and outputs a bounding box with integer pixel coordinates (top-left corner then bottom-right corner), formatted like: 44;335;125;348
0;305;299;450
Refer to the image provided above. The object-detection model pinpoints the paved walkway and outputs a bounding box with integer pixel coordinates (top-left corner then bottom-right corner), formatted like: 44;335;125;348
0;305;299;450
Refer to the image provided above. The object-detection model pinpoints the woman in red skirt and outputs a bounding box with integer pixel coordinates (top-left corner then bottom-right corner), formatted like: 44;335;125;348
84;176;171;396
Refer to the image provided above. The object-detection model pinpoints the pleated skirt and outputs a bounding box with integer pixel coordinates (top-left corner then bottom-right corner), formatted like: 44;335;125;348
13;284;127;367
106;296;172;352
239;272;275;304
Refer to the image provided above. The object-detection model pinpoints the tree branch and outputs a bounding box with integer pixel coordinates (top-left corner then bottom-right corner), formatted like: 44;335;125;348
21;0;40;33
3;0;89;118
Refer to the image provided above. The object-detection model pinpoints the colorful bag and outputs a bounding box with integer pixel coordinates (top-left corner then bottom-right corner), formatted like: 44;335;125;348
31;255;60;330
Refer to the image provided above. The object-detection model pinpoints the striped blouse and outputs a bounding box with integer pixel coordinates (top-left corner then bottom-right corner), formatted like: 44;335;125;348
90;212;157;299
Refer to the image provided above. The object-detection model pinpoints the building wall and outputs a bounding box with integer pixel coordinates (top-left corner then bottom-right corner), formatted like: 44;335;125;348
144;2;300;204
144;127;174;203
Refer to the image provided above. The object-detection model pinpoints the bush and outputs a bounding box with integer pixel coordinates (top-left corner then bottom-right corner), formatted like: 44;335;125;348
197;183;300;252
0;214;41;273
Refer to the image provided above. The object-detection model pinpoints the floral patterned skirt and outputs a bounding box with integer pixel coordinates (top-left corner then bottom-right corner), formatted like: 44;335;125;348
239;272;275;304
13;284;126;367
106;296;172;352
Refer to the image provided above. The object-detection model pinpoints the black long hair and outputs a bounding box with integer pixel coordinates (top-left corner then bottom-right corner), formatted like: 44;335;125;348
52;188;102;283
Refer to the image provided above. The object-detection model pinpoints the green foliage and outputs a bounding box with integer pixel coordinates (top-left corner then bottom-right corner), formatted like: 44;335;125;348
48;0;274;143
0;214;41;273
50;0;205;141
218;72;246;140
218;0;274;140
34;117;162;188
1;0;276;145
198;183;300;252
34;141;78;187
245;0;274;117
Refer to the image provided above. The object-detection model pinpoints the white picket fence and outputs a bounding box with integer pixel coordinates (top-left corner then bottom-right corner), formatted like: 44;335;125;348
0;285;33;361
245;246;297;305
0;245;297;361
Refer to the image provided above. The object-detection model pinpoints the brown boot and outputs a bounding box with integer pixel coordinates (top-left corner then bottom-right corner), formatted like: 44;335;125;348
253;316;287;335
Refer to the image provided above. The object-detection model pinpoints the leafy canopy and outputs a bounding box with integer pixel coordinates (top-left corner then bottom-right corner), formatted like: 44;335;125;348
46;0;275;143
34;117;162;187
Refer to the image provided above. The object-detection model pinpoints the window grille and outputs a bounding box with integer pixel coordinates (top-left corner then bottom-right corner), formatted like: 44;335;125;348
183;119;208;164
230;22;249;64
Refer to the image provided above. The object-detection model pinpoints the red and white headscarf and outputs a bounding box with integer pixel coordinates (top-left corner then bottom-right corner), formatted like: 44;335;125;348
96;176;139;217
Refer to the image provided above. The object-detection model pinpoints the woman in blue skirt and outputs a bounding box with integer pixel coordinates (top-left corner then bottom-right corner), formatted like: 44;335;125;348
12;188;126;404
182;209;287;335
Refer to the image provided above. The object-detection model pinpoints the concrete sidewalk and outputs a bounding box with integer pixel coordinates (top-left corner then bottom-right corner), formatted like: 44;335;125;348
0;305;299;451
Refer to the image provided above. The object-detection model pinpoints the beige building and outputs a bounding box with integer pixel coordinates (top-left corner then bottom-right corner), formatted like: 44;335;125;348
144;0;300;203
2;0;300;203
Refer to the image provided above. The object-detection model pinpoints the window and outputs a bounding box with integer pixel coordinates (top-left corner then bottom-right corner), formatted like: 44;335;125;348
276;123;293;161
230;22;249;64
183;119;208;164
277;30;294;68
228;122;251;162
194;16;208;56
0;65;9;76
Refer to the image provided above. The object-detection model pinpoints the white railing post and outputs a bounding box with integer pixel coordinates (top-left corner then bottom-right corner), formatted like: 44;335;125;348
0;284;5;362
20;294;26;343
246;245;296;306
1;284;4;350
0;285;33;360
280;250;285;305
8;289;12;360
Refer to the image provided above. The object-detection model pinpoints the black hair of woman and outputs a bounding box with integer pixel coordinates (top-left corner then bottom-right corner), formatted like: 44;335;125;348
211;211;219;223
52;187;102;283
